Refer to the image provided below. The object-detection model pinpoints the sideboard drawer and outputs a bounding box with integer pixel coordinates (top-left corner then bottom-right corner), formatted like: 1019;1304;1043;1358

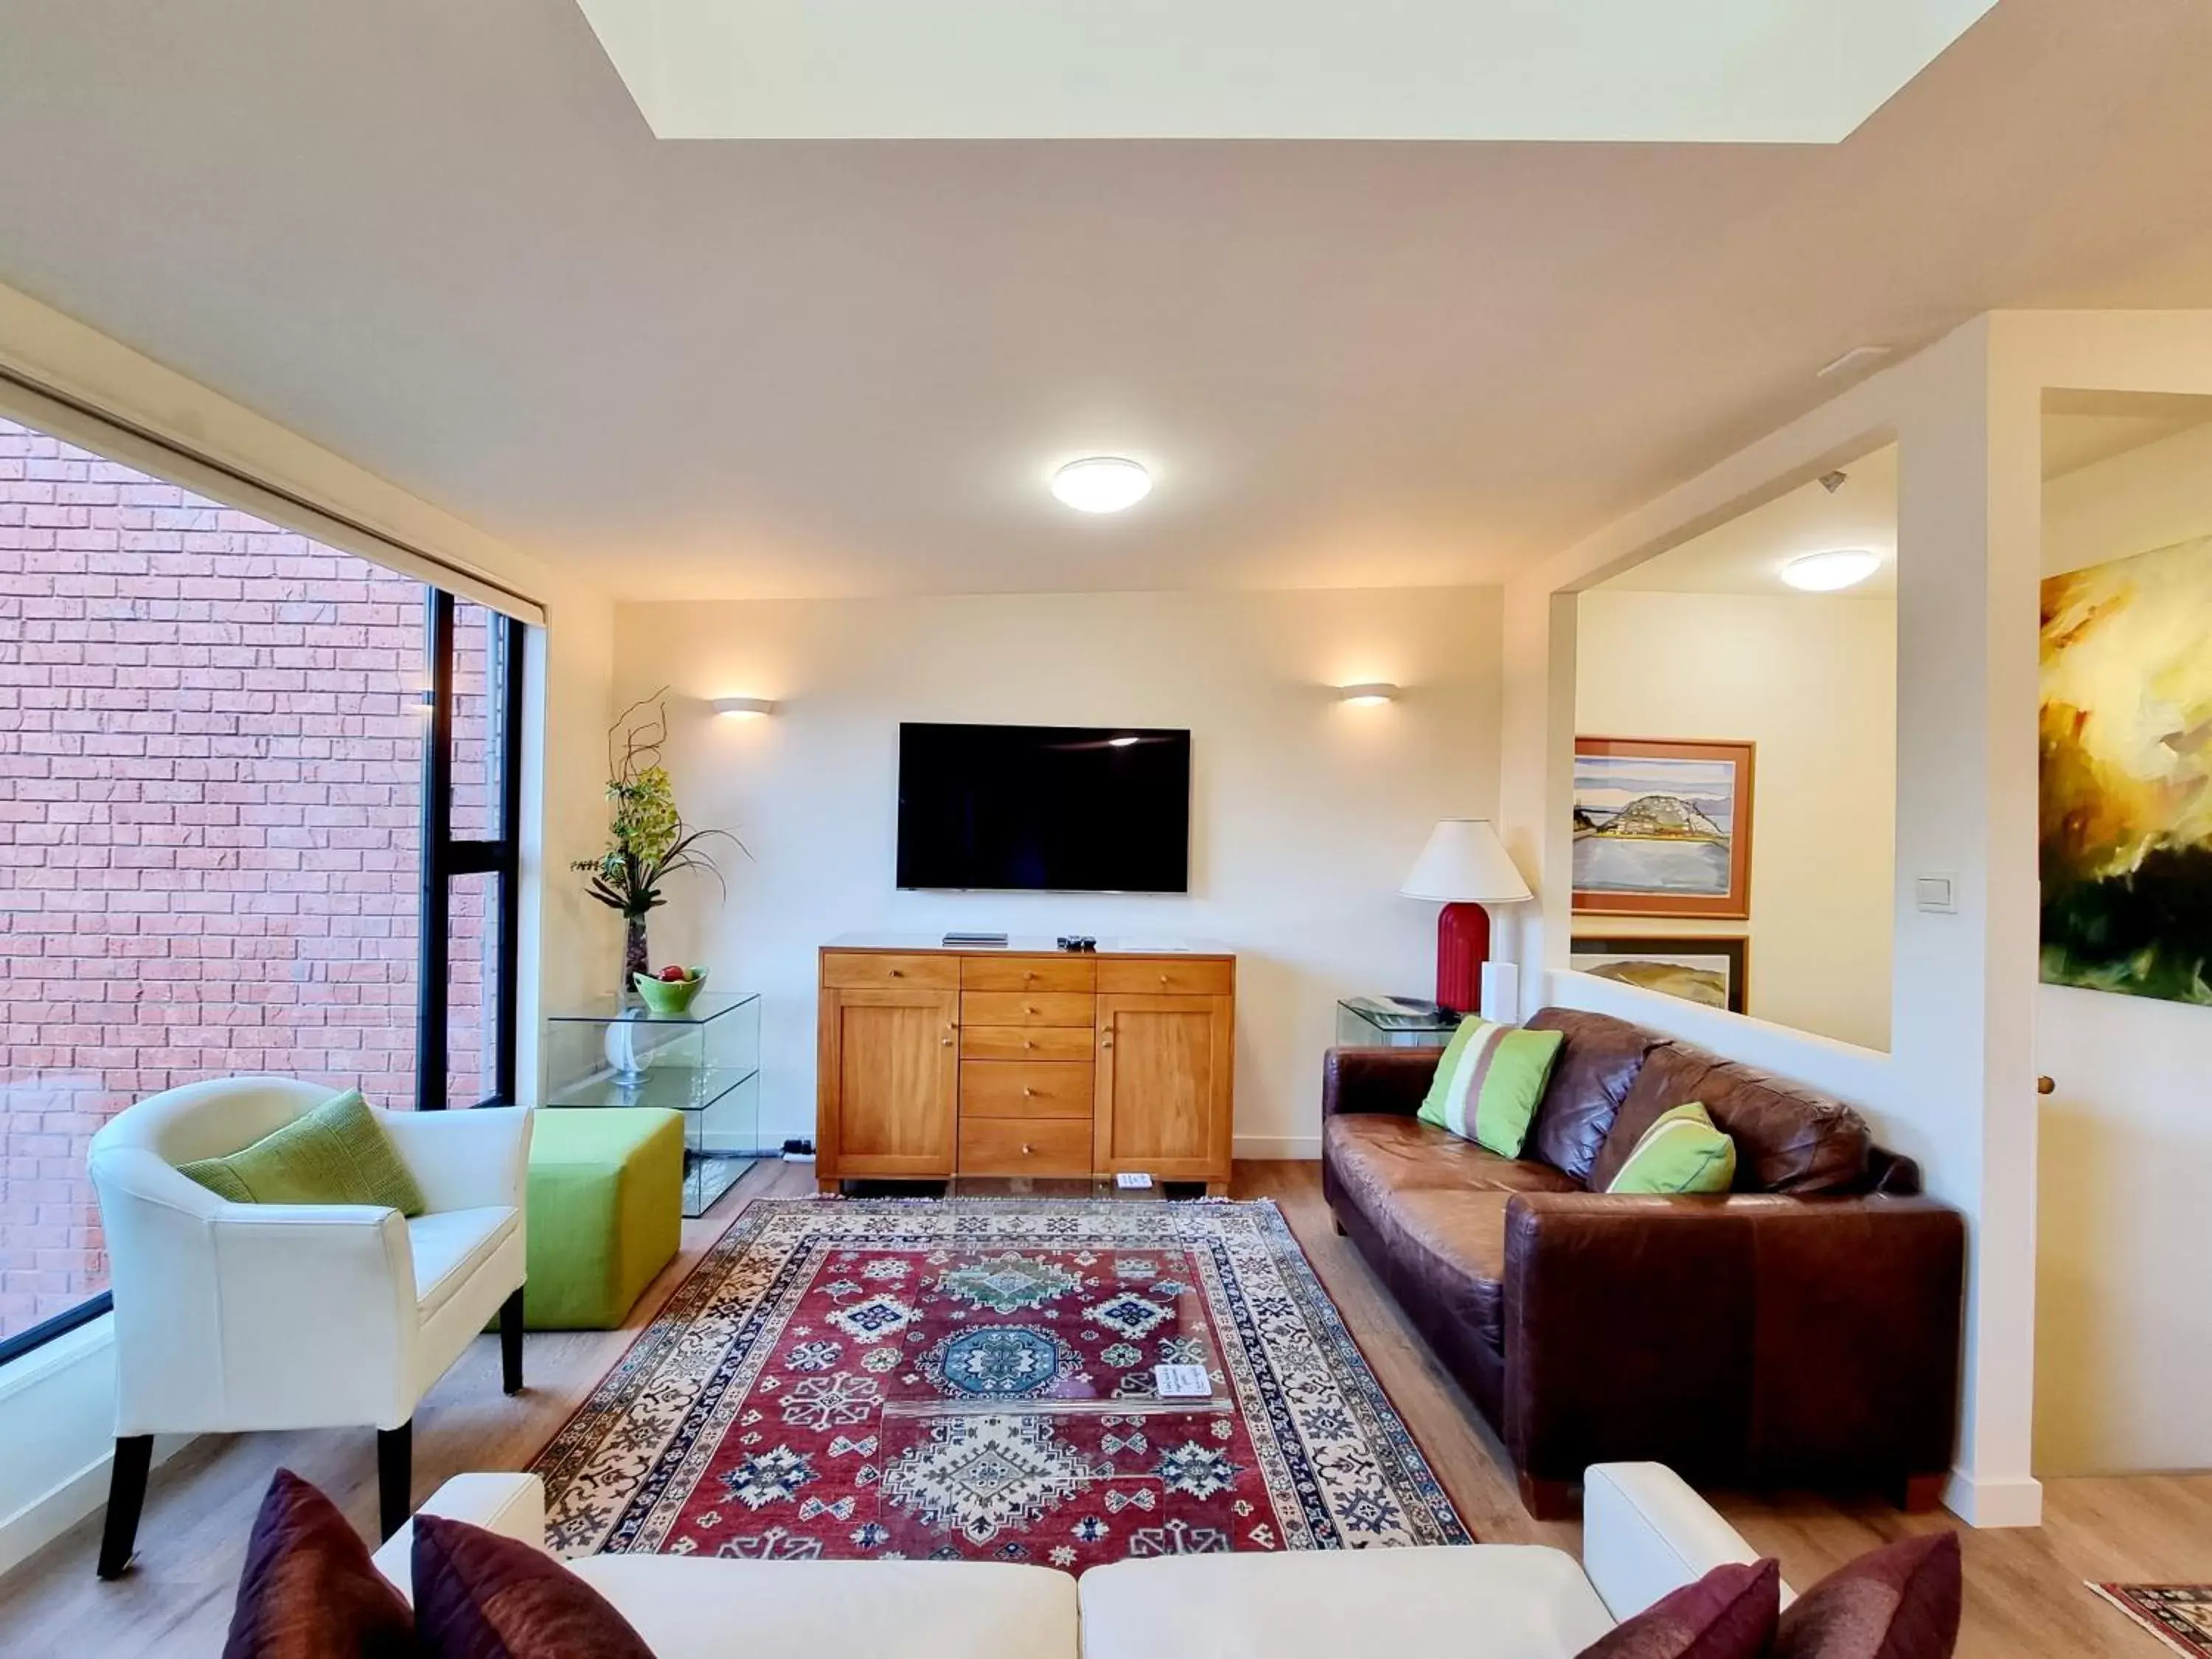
823;952;961;990
961;1061;1093;1119
1097;957;1234;997
961;955;1097;992
961;991;1096;1028
961;1025;1096;1062
958;1116;1093;1177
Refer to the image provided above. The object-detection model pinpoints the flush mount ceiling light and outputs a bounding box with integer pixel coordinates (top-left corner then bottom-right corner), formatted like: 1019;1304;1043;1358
712;696;777;718
1051;457;1152;514
1338;683;1400;706
1781;549;1882;592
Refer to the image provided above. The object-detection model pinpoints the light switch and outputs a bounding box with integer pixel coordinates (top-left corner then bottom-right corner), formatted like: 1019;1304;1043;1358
1914;874;1958;914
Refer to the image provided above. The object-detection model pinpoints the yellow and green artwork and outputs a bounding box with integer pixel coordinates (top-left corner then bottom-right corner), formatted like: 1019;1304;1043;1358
2041;535;2212;1003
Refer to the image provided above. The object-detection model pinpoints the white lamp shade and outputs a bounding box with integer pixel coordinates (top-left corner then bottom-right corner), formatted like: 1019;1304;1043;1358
1400;818;1532;904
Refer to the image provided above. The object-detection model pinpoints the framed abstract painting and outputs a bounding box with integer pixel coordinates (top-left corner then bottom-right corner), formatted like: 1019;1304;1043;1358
1572;737;1756;919
2042;535;2212;1004
1571;934;1749;1014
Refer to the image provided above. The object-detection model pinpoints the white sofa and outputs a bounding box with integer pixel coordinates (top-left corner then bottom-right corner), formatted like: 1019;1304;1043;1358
86;1077;533;1575
371;1463;1787;1659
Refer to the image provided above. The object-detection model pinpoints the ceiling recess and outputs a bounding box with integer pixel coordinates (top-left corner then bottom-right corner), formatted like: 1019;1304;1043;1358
575;0;1999;143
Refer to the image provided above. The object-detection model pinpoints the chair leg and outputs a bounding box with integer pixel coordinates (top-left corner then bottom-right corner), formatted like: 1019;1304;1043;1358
378;1421;413;1541
96;1436;154;1580
499;1287;525;1395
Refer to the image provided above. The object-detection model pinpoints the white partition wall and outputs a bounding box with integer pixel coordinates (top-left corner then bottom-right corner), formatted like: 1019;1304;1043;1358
1499;309;2212;1526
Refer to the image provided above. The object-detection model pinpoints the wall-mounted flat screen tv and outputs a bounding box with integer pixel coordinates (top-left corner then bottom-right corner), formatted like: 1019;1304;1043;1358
897;722;1191;893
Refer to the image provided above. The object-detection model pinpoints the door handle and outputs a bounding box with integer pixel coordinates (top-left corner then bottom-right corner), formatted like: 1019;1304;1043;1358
2037;1075;2055;1096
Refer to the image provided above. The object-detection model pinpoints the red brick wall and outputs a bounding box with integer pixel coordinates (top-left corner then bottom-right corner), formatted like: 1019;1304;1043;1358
0;417;487;1339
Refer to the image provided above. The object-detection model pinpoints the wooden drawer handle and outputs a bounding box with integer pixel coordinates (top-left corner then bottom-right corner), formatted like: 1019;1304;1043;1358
1159;973;1169;984
1023;1087;1035;1097
1022;1143;1034;1156
888;967;904;977
942;1035;953;1046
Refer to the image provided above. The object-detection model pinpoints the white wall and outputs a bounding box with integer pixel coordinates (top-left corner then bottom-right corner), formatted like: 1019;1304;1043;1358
0;280;617;1569
611;587;1503;1157
1574;590;1896;1051
2034;417;2212;1474
1499;316;2048;1528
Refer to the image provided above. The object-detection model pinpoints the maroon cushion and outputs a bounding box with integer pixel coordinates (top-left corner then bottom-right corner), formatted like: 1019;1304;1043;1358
1578;1557;1781;1658
223;1470;416;1659
1772;1532;1962;1659
412;1513;653;1659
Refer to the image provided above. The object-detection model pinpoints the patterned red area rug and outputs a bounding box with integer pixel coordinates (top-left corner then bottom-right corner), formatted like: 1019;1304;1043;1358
2093;1585;2212;1657
530;1197;1470;1568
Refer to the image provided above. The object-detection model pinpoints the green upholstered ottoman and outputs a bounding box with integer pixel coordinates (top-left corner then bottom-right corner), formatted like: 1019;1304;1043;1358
521;1108;684;1329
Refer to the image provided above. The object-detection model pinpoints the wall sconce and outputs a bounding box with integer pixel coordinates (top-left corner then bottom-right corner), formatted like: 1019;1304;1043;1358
712;696;777;718
1338;683;1399;706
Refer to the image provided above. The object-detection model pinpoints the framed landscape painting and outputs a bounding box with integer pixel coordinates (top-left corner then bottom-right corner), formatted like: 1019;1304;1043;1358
1572;737;1755;918
2042;534;2212;1004
1572;934;1749;1014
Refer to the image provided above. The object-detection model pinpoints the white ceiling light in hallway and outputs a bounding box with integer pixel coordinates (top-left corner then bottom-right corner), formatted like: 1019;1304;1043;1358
1051;457;1152;515
1781;549;1884;591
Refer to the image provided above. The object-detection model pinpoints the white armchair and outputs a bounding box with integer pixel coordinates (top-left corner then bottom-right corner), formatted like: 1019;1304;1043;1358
86;1077;532;1576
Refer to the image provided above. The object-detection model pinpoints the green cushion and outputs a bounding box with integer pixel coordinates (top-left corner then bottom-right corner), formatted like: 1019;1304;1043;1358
178;1089;426;1215
1606;1102;1738;1194
518;1109;684;1330
1416;1016;1564;1160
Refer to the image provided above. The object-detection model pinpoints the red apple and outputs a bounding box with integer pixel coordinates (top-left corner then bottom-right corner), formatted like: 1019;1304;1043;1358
659;964;687;982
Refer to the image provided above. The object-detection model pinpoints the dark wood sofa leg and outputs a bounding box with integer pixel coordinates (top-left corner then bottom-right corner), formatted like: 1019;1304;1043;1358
1518;1471;1579;1521
500;1287;525;1395
1896;1472;1946;1514
378;1420;413;1541
96;1435;154;1579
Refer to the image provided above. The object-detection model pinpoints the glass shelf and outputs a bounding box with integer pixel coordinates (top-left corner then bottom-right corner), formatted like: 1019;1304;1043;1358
542;991;765;1217
546;1064;757;1114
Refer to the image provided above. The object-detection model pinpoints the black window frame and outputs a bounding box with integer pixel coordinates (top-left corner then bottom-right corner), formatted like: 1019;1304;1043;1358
2;587;526;1368
417;589;528;1111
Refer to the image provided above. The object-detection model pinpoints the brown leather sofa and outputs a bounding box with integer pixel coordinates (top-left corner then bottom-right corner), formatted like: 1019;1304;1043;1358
1323;1007;1964;1520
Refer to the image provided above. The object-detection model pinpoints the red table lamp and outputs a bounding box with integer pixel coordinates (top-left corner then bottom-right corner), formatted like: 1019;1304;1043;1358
1401;818;1533;1015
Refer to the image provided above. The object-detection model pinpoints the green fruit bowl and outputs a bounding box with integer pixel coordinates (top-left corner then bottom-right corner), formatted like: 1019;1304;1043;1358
632;968;709;1016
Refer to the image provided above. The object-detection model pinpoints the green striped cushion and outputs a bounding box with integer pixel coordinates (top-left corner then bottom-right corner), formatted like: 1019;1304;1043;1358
1605;1102;1738;1194
1414;1016;1564;1159
178;1088;427;1215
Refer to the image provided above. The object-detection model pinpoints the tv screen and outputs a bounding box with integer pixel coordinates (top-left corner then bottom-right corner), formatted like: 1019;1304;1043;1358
897;723;1191;893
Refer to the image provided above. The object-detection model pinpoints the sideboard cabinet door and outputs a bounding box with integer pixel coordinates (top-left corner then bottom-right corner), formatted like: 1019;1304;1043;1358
1093;993;1234;1188
820;986;959;1179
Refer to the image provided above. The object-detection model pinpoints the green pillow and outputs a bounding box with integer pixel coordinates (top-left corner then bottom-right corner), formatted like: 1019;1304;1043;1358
1416;1016;1565;1159
1606;1102;1738;1194
178;1088;427;1215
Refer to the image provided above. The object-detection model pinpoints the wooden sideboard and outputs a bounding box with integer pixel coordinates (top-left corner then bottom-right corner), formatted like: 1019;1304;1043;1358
816;938;1235;1194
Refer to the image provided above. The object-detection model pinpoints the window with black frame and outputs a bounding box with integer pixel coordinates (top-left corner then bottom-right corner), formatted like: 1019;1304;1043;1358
0;414;529;1366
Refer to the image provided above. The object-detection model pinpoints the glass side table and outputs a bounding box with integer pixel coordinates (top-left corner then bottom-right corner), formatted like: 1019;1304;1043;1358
543;992;763;1217
1335;996;1461;1049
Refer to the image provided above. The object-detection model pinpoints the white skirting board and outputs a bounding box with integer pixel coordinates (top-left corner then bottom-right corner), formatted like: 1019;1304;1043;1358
1941;1467;2044;1528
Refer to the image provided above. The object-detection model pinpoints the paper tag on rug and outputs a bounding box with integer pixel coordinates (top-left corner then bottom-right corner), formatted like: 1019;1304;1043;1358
1154;1363;1211;1397
1116;1172;1154;1189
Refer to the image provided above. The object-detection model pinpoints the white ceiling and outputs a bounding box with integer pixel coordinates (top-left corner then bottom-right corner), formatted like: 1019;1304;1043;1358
577;0;1997;142
2;1;2212;601
1600;446;1899;598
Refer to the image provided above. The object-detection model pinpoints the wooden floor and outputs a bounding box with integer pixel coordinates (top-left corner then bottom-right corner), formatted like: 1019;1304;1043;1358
2;1159;2204;1657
